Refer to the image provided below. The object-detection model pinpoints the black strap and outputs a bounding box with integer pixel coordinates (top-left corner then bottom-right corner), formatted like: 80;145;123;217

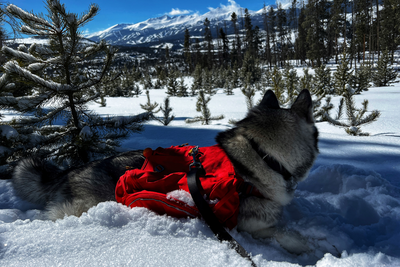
187;167;257;267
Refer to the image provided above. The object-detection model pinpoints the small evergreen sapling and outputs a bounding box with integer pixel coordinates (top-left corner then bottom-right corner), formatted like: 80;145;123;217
140;90;159;117
185;90;224;125
155;97;175;126
324;84;380;136
241;82;256;110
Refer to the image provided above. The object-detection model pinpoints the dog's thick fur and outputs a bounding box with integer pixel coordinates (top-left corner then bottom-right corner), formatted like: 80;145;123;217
12;89;318;254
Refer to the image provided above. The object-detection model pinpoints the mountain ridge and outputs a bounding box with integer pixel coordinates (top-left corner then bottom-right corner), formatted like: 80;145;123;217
85;2;278;48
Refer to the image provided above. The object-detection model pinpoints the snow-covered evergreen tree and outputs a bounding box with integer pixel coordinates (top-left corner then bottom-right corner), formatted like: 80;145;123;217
312;64;333;122
0;1;149;173
372;50;398;87
270;65;285;104
333;52;353;95
185;90;224;125
283;64;299;106
299;68;314;92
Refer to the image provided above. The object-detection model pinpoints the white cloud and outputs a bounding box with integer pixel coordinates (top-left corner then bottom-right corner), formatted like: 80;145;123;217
168;8;192;16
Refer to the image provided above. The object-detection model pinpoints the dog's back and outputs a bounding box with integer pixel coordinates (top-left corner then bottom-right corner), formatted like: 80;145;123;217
12;150;144;220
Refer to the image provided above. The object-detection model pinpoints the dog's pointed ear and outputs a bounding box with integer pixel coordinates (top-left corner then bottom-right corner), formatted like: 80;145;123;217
260;90;280;109
291;89;314;123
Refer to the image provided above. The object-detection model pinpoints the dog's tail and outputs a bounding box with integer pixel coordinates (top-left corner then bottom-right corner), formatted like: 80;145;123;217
12;158;66;206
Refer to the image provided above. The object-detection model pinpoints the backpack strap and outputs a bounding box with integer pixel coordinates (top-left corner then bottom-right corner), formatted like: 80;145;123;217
187;147;257;267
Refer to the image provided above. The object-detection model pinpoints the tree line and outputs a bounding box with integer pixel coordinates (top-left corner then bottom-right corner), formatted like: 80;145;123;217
179;0;399;72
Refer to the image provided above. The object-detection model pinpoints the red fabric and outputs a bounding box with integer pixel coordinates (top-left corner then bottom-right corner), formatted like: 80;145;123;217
115;144;243;229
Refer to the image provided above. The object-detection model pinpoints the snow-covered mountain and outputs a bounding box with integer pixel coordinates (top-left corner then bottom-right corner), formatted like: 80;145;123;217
85;2;270;48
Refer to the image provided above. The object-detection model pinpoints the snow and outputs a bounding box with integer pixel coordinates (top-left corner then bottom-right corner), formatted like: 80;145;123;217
1;82;400;266
0;125;18;140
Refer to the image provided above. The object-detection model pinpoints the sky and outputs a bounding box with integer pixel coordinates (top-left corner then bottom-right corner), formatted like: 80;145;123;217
3;0;288;35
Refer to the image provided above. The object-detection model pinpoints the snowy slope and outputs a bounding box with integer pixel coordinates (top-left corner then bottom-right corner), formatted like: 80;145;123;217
1;83;400;266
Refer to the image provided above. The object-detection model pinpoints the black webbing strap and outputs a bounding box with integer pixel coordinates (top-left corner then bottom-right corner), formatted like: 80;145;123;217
187;167;257;267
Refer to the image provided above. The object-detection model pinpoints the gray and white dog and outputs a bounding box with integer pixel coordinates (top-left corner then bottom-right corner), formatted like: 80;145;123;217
12;89;318;254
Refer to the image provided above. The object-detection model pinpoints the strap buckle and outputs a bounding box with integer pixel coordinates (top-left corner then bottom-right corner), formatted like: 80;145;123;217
189;146;202;170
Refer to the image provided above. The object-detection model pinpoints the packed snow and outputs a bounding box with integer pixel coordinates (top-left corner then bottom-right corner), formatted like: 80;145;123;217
1;82;400;266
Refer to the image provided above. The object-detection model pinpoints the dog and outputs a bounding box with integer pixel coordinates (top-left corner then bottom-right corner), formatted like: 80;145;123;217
12;89;318;254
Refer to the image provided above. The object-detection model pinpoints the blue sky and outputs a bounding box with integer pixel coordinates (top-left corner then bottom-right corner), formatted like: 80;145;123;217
5;0;284;35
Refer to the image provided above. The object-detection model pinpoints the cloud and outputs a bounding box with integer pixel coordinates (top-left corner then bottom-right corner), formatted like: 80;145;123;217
207;0;241;14
168;8;192;16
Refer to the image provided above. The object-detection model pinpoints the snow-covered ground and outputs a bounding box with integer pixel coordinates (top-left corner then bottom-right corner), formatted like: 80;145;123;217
1;83;400;266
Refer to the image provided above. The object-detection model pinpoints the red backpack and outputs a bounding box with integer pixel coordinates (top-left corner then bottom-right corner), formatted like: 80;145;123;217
115;144;245;229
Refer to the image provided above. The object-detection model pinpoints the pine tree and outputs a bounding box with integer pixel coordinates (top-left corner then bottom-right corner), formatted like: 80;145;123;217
140;90;159;117
372;50;398;87
155;97;175;126
240;50;261;86
0;1;149;173
141;71;153;89
183;28;192;71
185;90;224;125
219;28;230;67
311;65;334;122
324;84;380;136
241;83;256;110
177;76;189;97
166;70;179;96
299;68;314;92
190;64;202;96
295;6;307;64
202;68;216;95
203;17;213;69
223;72;234;95
283;64;299;105
350;63;371;93
313;64;333;96
270;65;285;104
333;51;353;95
313;96;334;123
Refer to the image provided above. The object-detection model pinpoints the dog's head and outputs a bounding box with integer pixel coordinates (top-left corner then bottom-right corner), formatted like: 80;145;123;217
217;89;319;183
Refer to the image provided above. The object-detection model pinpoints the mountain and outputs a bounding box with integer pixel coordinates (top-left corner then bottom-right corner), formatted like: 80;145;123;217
85;2;275;48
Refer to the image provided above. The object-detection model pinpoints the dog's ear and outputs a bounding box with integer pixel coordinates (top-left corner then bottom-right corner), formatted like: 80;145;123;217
291;89;314;123
260;90;280;109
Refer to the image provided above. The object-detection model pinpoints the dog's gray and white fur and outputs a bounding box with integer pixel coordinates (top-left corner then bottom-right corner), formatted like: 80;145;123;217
12;89;318;254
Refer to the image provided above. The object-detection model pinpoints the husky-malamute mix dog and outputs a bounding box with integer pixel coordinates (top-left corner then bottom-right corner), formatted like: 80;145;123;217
12;89;318;254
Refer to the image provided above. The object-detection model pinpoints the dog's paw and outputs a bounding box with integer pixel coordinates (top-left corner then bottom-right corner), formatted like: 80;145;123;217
274;229;311;255
251;227;311;255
